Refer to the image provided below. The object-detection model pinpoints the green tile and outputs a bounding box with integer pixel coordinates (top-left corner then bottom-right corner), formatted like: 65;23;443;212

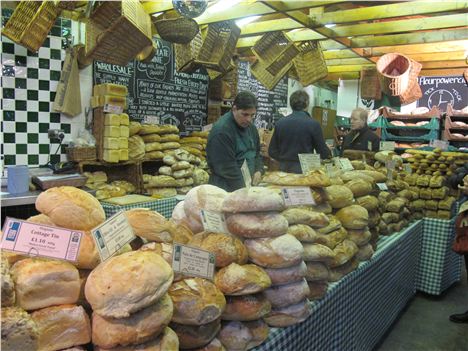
3;111;15;121
50;113;60;123
50;92;56;101
15;100;27;111
15;78;26;89
27;68;38;79
39;80;49;90
43;38;50;48
50;70;61;81
39;102;50;112
51;26;61;36
27;112;38;122
27;134;38;143
27;90;38;100
50;49;61;60
16;144;27;154
4;155;16;165
39;58;49;69
2;8;13;17
15;55;27;67
62;28;71;38
2;65;15;77
16;122;27;132
27;49;38;57
50;154;60;164
61;124;71;133
2;42;14;54
3;88;14;99
39;144;49;154
39;123;49;133
4;133;15;143
28;155;39;165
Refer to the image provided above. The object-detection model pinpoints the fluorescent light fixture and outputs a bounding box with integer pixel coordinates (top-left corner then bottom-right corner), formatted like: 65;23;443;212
151;12;163;18
236;15;260;27
325;23;336;28
207;0;241;14
288;28;303;34
347;36;353;39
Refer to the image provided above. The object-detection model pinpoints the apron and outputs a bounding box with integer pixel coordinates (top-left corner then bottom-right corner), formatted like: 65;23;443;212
234;126;257;175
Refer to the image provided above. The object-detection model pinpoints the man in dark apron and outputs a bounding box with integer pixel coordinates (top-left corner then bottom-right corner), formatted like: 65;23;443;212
206;91;263;191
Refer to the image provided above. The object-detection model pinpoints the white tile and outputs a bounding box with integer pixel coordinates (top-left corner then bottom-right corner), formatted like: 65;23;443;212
27;144;39;154
15;133;27;144
49;122;61;130
27;123;39;134
50;81;58;91
2;121;15;132
1;36;14;44
15;89;27;101
2;76;15;88
38;69;50;80
50;60;62;71
14;45;27;56
38;91;49;101
14;66;27;78
27;79;38;90
15;111;27;122
15;155;29;166
50;37;62;49
26;57;39;68
38;47;51;58
3;144;16;154
1;54;15;65
38;112;50;122
2;99;15;110
27;100;39;111
39;133;49;144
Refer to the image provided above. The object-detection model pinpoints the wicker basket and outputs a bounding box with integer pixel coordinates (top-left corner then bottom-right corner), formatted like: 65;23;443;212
136;42;157;63
252;31;299;76
174;31;203;73
67;146;97;162
288;65;300;81
399;59;422;105
463;68;468;84
292;41;328;87
376;53;412;96
85;0;152;66
155;16;199;44
2;1;61;52
251;58;291;91
360;67;382;100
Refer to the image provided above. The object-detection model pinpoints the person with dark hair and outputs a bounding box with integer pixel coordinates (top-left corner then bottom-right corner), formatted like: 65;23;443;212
206;91;263;191
341;107;380;154
268;90;331;173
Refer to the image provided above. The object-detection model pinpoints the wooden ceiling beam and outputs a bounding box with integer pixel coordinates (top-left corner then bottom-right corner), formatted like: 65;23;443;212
240;18;303;35
323;50;361;60
370;51;468;63
366;40;468;56
420;68;467;76
421;60;468;69
325;58;370;66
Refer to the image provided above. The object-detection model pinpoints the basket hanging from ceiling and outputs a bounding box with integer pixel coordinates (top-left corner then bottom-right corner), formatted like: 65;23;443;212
376;53;412;96
360;67;382;100
154;16;199;44
251;58;291;91
174;31;203;73
399;59;423;105
292;40;328;87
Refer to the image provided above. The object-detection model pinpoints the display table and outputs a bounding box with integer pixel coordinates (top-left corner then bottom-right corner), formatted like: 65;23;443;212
415;217;463;295
100;197;178;219
254;220;423;351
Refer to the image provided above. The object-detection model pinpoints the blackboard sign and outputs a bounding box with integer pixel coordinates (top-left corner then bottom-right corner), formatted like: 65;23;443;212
237;60;288;129
93;38;209;135
417;75;468;112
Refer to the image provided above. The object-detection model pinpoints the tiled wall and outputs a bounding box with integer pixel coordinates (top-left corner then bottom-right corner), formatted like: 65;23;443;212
1;8;72;167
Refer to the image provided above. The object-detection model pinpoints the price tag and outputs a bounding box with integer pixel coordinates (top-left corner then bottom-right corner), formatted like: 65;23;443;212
172;243;215;280
362;154;367;164
282;187;316;206
241;159;251;188
298;153;321;174
380;141;396;151
325;163;335;177
377;183;388;191
202;123;213;132
368;141;372;151
103;104;124;114
430;139;449;151
403;163;412;174
338;158;354;171
385;160;396;170
200;210;229;234
144;115;160;125
387;168;394;181
1;217;83;262
91;211;136;262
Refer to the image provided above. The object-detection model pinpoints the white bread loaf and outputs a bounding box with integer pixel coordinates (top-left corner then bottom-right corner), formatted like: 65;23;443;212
171;200;188;225
77;269;91;309
221;187;285;213
1;306;39;351
2;250;27;265
172;222;194;244
263;170;331;187
217;319;269;351
356;243;374;261
189;338;225;351
244;234;304;268
264;261;307;285
93;327;179;351
302;243;335;263
214;263;271;296
264;279;310;309
11;258;80;311
263;299;311;327
85;251;173;318
92;294;173;349
305;262;330;282
307;281;328;300
335;205;369;230
287;224;319;243
170;318;220;349
281;208;330;228
225;212;288;238
125;208;174;243
169;278;226;325
35;186;105;231
188;232;248;268
184;184;228;224
27;214;56;226
140;242;174;264
325;185;354;209
222;293;271;321
1;255;15;307
31;304;91;351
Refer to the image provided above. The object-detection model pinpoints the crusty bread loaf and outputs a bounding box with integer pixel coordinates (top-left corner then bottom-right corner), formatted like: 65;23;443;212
35;186;105;231
75;231;100;270
140;242;174;264
264;261;307;285
222;293;271;321
335;205;369;230
263;170;331;187
170;318;220;349
314;227;348;250
287;224;319;243
2;250;27;265
244;234;304;268
169;277;226;325
188;232;248;268
302;243;334;263
31;304;91;351
26;214;56;226
217;320;269;351
307;281;328;300
93;327;179;351
281;208;330;228
328;258;359;282
1;306;38;351
264;279;310;309
225;212;288;238
317;216;342;235
356;243;374;261
1;255;15;307
214;263;271;296
184;184;228;221
305;262;330;282
263;299;311;327
125;208;174;243
172;222;194;244
222;187;285;213
11;258;80;311
92;294;173;348
325;185;354;209
340;171;375;184
77;269;91;310
189;338;225;351
344;179;373;197
347;228;371;246
356;195;379;212
85;251;173;318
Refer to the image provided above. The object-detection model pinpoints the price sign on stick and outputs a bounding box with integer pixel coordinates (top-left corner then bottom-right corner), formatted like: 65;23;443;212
200;210;229;234
241;159;251;188
377;183;388;191
281;187;316;207
172;244;215;280
298;153;321;174
338;158;354;171
380;141;395;151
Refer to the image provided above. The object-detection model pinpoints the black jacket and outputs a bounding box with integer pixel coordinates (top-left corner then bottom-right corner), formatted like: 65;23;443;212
341;126;380;154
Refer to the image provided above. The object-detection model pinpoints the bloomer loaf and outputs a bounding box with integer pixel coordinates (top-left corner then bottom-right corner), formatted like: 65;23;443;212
263;170;331;187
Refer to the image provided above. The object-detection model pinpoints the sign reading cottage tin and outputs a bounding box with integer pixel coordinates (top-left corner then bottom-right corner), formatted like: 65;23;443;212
417;75;468;112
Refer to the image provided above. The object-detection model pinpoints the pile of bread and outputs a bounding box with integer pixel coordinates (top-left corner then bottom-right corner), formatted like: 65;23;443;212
84;171;137;200
179;131;208;159
401;149;468;178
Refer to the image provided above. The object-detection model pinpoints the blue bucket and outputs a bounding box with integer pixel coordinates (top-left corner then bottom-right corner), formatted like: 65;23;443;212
7;166;29;194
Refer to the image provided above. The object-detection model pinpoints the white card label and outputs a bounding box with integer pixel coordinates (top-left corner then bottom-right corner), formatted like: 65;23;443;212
377;183;388;190
430;139;449;151
144;115;160;125
385;160;396;170
387;168;394;181
202;123;213;132
403;163;412;174
200;210;229;234
172;244;215;280
103;104;124;114
91;211;136;262
325;163;335;177
380;141;395;151
368;141;372;151
299;153;321;174
241;159;251;189
1;217;83;262
338;158;354;171
281;187;316;207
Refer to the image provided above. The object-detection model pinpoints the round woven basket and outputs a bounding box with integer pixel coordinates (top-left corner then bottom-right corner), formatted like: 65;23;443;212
376;53;411;96
155;17;199;44
136;42;157;63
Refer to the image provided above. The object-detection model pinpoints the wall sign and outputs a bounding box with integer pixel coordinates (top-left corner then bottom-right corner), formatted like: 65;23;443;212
93;38;209;135
418;75;468;112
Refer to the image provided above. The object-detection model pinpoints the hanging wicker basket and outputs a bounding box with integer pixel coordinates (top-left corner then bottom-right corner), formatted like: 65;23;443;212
360;67;382;100
376;53;412;96
155;16;199;44
251;59;291;91
136;41;157;63
174;30;203;73
399;59;423;105
292;40;328;87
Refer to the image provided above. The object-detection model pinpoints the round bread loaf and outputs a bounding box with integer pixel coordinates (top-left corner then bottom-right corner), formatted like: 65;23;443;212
356;243;374;261
356;195;379;212
317;216;342;235
281;208;330;228
75;231;100;269
287;224;319;243
328;258;359;282
345;179;373;197
214;263;271;296
1;256;15;307
170;318;220;349
188;232;248;268
189;338;225;351
335;205;369;230
244;234;304;269
1;306;38;351
92;294;173;348
264;261;307;285
307;281;329;300
222;293;271;321
184;184;228;223
35;186;105;231
314;227;348;250
325;185;354;209
222;187;285;213
169;278;226;325
263;299;311;327
302;243;334;263
347;228;372;246
305;261;330;282
225;212;288;238
85;251;173;318
218;320;269;351
125;208;174;243
264;279;310;309
340;171;375;184
26;214;56;226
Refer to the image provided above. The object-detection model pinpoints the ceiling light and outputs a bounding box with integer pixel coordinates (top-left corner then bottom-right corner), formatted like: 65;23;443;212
325;23;336;28
151;12;163;18
236;15;260;27
207;0;241;14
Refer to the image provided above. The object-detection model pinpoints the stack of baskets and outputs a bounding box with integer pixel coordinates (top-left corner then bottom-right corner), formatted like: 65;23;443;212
292;40;328;87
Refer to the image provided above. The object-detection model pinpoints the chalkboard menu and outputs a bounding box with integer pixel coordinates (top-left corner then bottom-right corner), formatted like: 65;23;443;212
237;60;288;129
417;75;468;112
93;38;209;135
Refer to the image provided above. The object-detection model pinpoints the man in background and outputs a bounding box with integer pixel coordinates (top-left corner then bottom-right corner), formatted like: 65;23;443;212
341;107;380;154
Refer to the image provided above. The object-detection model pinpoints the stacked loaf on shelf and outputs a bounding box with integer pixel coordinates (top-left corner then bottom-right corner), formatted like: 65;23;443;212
179;131;209;159
101;112;130;163
83;171;136;200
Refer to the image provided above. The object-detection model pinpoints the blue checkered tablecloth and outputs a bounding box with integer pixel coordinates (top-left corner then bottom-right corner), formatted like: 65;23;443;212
100;197;179;219
253;220;422;351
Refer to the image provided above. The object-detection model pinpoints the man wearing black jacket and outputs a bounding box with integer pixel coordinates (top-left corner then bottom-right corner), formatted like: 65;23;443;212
341;107;380;154
268;90;331;173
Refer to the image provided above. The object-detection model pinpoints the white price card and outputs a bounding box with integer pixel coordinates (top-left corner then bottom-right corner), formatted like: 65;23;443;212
91;211;136;262
368;141;373;151
144;115;160;125
172;243;215;280
202;123;213;132
430;139;449;151
281;187;316;207
338;158;354;171
380;141;396;151
200;210;229;234
377;183;388;191
1;217;83;262
403;163;412;174
325;163;335;177
299;153;321;174
387;168;394;181
385;160;396;170
241;159;252;188
103;104;124;114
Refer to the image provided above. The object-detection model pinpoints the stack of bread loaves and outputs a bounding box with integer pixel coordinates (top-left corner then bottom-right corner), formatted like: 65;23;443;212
179;131;208;159
139;123;180;160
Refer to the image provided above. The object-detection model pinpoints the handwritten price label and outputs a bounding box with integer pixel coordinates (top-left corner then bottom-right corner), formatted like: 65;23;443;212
104;104;124;114
281;187;316;206
172;244;215;280
299;153;321;174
